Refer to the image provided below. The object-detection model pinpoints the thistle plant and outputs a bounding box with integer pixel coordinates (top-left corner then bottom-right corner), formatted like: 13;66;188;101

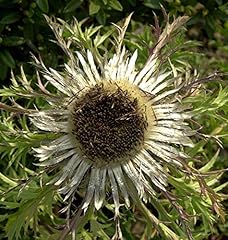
0;13;227;240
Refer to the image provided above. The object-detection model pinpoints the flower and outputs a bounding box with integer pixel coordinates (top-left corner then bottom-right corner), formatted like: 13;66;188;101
30;15;193;216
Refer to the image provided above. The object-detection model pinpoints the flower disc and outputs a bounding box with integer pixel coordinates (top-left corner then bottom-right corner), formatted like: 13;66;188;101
69;81;150;164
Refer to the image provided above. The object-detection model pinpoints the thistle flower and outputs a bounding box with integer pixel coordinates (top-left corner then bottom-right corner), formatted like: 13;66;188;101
26;14;197;220
0;11;226;240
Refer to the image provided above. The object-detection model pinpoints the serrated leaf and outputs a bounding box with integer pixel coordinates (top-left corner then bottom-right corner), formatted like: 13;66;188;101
36;0;49;13
0;49;15;68
109;0;123;11
5;186;54;240
89;1;101;15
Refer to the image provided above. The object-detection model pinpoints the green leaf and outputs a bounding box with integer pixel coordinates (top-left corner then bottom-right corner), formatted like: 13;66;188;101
2;36;25;46
90;218;110;239
36;0;49;13
95;9;106;25
199;150;220;173
94;29;114;47
0;49;15;68
127;0;136;6
0;214;8;222
63;0;83;13
215;0;223;4
214;181;228;192
89;1;101;15
0;201;21;209
109;0;123;11
0;173;17;187
143;1;161;9
0;61;8;80
5;186;54;240
0;12;20;24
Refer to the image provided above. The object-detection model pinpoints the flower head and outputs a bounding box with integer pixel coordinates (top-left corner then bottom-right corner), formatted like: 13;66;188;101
30;15;193;216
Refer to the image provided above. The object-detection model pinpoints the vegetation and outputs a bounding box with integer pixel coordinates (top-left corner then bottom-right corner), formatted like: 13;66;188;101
0;0;227;239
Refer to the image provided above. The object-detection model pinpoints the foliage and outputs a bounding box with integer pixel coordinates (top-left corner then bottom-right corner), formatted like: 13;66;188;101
0;0;227;240
0;0;227;81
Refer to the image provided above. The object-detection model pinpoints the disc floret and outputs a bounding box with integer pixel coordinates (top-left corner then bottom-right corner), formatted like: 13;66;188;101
69;81;150;165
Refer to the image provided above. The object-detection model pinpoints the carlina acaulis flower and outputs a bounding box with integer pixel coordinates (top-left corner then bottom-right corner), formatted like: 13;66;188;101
28;14;194;219
69;80;150;165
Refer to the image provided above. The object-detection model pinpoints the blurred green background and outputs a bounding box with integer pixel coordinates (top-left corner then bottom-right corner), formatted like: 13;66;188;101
0;0;227;239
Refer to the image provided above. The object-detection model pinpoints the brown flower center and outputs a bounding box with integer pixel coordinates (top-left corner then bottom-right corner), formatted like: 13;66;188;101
69;81;150;164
